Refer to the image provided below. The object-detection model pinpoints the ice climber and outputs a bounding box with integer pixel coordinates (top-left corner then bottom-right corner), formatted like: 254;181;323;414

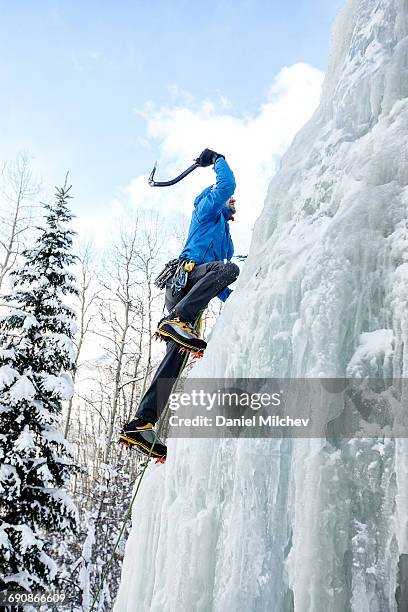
119;148;239;458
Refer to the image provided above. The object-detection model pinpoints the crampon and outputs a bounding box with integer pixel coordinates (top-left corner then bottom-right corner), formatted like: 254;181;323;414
153;331;167;342
153;332;204;358
118;438;167;464
118;437;133;449
178;346;204;359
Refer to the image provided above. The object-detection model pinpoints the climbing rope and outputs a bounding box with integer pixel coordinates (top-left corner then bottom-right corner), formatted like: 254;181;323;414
88;342;194;611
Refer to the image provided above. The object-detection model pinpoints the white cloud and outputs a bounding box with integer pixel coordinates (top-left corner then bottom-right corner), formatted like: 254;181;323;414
79;63;323;255
126;62;324;255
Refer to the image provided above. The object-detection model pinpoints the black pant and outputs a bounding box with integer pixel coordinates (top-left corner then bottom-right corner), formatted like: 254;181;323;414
136;260;239;424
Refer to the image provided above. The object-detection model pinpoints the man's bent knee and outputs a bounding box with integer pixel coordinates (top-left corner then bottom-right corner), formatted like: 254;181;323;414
224;261;240;283
205;260;239;283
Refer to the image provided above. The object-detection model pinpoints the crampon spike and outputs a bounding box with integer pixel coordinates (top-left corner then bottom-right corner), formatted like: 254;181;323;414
154;332;169;343
177;346;204;358
118;438;132;449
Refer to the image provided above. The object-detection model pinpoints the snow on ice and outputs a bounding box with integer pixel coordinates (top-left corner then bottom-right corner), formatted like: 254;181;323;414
347;329;395;377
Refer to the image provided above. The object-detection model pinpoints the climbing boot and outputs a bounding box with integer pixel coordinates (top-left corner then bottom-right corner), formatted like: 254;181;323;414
119;419;167;458
156;316;207;354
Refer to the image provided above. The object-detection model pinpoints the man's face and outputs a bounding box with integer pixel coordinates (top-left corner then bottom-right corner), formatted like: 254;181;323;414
227;197;236;216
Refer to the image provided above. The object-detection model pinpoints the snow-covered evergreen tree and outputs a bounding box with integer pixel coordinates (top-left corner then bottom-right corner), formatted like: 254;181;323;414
0;181;79;592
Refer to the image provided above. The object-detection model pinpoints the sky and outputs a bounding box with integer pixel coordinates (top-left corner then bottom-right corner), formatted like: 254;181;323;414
0;0;344;254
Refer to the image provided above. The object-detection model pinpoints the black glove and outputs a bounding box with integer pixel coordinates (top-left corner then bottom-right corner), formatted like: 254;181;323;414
195;148;225;167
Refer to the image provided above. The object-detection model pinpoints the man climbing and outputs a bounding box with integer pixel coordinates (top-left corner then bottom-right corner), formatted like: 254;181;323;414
119;148;239;458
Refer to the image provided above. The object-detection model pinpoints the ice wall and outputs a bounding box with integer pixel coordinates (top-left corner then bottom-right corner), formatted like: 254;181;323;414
115;0;408;610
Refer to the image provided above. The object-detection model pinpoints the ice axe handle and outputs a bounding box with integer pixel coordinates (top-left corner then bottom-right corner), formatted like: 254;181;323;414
148;162;200;187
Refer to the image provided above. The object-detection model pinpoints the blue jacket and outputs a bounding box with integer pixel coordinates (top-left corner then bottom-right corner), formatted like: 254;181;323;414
179;157;236;301
180;158;235;264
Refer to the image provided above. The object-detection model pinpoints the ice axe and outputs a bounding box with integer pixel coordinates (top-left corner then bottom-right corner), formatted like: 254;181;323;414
148;160;200;187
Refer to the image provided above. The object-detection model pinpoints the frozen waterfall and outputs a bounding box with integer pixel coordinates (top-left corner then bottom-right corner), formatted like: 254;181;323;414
114;0;408;610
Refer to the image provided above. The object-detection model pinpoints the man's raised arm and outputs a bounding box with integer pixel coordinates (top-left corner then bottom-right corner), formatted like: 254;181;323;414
195;148;236;216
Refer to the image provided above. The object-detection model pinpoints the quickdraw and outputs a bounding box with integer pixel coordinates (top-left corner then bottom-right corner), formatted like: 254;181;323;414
170;258;195;295
154;258;196;294
154;258;179;290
